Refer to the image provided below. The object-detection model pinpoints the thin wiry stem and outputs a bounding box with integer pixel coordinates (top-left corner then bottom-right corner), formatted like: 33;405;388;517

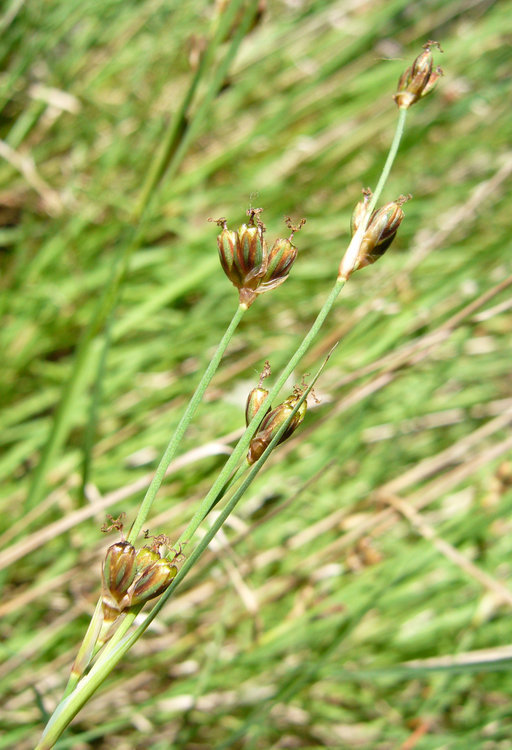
128;303;247;544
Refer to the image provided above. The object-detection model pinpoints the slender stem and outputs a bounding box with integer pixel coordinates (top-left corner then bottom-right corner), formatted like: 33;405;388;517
62;301;246;686
367;107;408;215
178;279;345;546
128;303;246;544
62;599;103;698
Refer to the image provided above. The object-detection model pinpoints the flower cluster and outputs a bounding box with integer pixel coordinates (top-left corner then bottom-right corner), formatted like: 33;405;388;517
353;192;410;271
338;190;409;280
394;41;443;110
215;209;304;307
101;536;180;624
245;366;307;465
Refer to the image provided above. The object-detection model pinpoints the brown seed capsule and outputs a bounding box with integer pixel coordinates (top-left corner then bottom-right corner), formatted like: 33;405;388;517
101;541;137;621
135;546;161;572
217;220;243;288
245;387;270;426
125;558;178;608
247;394;307;464
235;223;266;283
214;212;303;307
394;41;444;109
350;195;409;274
256;237;298;293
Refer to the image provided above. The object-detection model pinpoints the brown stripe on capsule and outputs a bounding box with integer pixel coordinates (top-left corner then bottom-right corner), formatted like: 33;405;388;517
257;237;297;292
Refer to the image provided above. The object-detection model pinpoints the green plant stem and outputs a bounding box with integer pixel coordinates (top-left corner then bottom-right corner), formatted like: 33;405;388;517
36;361;323;750
61;301;245;691
63;600;103;698
128;303;247;544
367;107;408;215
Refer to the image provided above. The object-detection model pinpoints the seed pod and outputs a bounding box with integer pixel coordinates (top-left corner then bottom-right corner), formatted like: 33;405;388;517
394;41;443;109
352;196;408;273
217;222;242;288
247;395;307;465
256;237;298;293
102;541;137;621
235;223;267;286
126;558;178;608
245;386;270;426
135;546;161;572
102;541;137;605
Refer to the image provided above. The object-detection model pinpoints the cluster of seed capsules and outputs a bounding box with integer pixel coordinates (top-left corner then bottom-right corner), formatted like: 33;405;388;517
394;40;443;110
214;209;304;307
101;537;180;624
244;364;308;465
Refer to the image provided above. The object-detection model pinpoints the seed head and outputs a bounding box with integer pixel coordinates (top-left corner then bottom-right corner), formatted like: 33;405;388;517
212;211;303;307
247;392;307;465
394;41;444;109
351;195;409;274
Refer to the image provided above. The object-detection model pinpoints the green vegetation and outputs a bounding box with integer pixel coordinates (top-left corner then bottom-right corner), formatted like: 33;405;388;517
1;0;511;747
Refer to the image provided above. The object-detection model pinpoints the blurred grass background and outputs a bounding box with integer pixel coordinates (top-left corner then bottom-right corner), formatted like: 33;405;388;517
1;0;512;747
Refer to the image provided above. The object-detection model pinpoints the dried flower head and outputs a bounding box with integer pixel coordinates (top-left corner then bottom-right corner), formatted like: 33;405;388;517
341;194;410;279
101;535;182;623
394;41;444;109
213;211;304;307
247;388;307;465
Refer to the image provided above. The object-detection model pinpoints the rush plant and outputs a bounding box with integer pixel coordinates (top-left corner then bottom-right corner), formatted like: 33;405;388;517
33;38;444;748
